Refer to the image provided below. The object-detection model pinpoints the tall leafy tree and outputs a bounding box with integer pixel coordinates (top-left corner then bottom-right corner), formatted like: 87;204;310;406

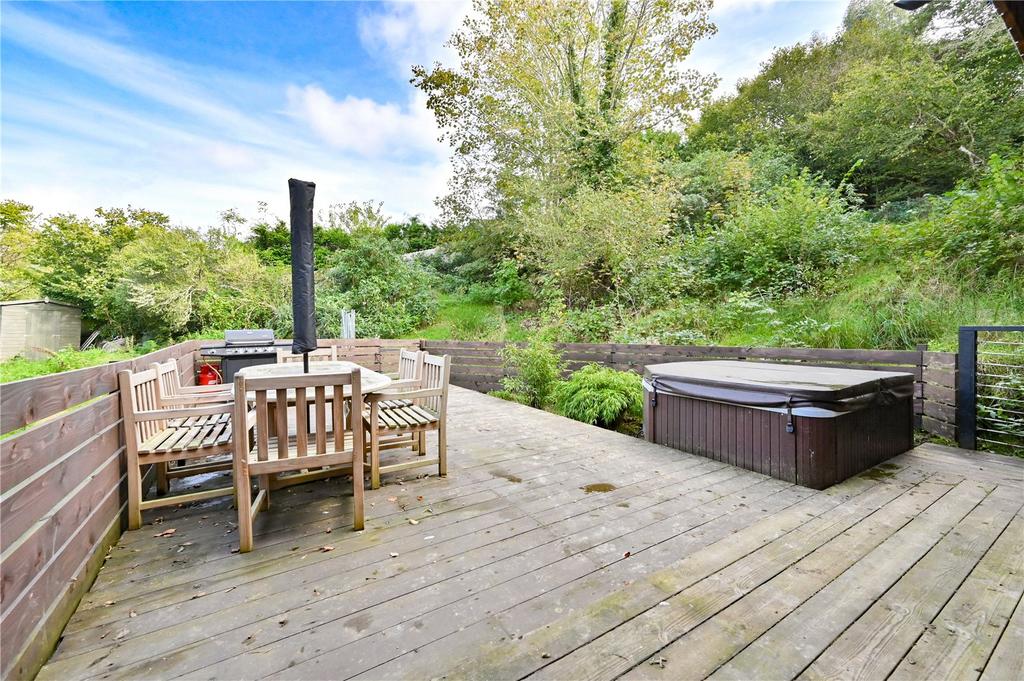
412;0;718;223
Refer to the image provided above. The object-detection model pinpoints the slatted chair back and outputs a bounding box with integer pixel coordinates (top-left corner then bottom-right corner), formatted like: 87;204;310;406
277;346;337;363
121;368;166;446
397;349;424;381
238;369;363;465
419;353;451;415
153;359;181;398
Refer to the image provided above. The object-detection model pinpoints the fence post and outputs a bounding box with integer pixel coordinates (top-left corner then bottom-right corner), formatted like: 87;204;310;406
957;327;977;450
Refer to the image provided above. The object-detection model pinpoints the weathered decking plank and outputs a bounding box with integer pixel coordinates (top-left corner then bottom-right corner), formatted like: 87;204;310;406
35;387;1024;681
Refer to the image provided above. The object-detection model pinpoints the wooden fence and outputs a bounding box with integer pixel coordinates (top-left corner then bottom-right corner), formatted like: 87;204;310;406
421;340;958;438
0;338;417;681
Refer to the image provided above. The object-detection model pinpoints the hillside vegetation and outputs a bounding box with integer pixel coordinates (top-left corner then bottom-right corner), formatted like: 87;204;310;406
1;0;1021;386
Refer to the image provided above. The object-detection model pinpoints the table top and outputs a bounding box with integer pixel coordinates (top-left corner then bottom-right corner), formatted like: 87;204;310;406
237;361;392;398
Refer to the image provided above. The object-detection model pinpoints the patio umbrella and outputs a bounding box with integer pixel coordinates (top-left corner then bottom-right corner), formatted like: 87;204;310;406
288;178;317;370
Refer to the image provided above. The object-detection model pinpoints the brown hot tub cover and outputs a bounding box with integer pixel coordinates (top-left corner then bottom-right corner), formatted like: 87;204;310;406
643;360;914;432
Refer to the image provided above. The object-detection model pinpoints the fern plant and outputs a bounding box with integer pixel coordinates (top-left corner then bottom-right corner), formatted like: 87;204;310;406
553;364;643;432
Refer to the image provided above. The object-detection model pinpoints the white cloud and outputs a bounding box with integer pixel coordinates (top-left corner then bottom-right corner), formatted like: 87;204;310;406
357;0;471;75
1;4;453;227
286;85;443;158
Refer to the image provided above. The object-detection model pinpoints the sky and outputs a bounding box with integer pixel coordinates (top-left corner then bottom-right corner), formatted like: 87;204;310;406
0;0;849;229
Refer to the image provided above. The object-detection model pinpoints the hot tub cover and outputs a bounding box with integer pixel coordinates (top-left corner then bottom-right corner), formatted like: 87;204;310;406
643;360;914;416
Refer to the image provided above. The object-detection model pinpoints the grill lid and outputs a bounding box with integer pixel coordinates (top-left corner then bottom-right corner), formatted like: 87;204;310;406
224;329;275;346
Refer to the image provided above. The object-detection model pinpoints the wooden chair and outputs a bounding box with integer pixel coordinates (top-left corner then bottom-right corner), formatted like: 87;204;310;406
149;359;235;494
381;348;424;408
119;368;235;530
152;357;232;402
363;353;450;489
278;346;337;363
232;368;365;552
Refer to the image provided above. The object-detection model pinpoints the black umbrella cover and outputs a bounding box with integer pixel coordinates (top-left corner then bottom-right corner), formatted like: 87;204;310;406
288;178;318;355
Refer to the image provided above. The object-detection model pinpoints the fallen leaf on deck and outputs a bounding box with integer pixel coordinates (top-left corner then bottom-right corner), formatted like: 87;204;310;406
623;551;631;558
325;528;333;534
190;592;207;600
650;656;667;669
115;628;129;641
103;600;116;607
129;610;138;618
153;528;177;538
320;545;335;552
230;548;239;554
541;653;551;659
387;497;398;502
278;617;288;627
389;552;399;558
407;518;419;525
424;536;435;540
182;541;194;546
417;496;424;501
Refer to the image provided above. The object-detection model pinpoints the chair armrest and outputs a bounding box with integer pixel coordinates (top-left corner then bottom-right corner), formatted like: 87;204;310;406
134;403;234;422
369;387;442;401
386;378;421;390
178;384;233;395
159;393;234;406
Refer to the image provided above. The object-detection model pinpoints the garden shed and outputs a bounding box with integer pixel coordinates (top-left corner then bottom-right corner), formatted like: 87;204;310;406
0;299;81;360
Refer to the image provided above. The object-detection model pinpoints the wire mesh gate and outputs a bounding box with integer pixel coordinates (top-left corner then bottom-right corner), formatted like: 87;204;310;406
958;325;1024;455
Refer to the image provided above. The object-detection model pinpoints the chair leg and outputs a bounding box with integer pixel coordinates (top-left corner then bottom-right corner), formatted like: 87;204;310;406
418;431;426;456
127;461;144;530
370;428;381;490
236;464;254;553
258;475;271;511
438;423;447;477
352;443;364;532
156;462;169;495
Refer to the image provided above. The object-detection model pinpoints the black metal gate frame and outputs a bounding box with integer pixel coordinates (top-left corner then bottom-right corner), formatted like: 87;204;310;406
957;325;1024;451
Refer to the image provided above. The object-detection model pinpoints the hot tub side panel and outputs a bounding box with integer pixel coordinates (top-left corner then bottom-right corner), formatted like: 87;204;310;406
644;391;799;484
835;396;915;482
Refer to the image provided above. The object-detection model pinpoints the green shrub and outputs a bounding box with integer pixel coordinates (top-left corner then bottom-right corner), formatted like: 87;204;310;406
553;365;643;433
320;229;438;338
497;338;564;408
689;172;866;295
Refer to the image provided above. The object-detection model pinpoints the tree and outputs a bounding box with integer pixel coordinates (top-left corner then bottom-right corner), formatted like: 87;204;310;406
0;200;40;300
412;0;718;223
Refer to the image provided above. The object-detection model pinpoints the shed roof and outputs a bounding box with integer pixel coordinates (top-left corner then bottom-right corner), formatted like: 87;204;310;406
0;298;80;310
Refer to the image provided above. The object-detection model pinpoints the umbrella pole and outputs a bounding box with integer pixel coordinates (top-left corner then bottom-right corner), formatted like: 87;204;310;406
303;352;310;374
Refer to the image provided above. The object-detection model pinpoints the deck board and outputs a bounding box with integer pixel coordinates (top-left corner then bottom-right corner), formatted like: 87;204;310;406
37;387;1024;681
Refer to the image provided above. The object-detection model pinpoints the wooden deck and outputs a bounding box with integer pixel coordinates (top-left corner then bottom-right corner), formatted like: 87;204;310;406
38;387;1024;681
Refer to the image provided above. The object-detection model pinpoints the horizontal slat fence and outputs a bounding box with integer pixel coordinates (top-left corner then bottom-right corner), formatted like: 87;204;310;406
421;341;957;439
0;340;201;681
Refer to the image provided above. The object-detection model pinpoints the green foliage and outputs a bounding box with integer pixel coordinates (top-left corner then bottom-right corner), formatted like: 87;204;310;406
497;338;565;409
409;295;506;341
383;216;439;253
913;155;1024;278
414;0;717;223
0;344;155;383
0;200;40;299
688;172;866;294
553;364;643;431
319;230;437;338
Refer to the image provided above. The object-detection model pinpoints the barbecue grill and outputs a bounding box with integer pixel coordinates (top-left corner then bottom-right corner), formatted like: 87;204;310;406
199;329;291;383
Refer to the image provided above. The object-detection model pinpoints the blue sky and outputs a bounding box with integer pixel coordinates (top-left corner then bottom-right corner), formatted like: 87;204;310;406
1;0;848;228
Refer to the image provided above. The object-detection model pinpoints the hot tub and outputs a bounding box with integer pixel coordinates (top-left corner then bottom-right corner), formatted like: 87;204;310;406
642;360;915;489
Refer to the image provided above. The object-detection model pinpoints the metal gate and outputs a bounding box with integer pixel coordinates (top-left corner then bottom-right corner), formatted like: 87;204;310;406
957;325;1024;455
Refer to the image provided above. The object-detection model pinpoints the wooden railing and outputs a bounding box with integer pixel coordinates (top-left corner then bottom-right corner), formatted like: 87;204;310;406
0;337;418;681
0;336;954;680
420;340;959;439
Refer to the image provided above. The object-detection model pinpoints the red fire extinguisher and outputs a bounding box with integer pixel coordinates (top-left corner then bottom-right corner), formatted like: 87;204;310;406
198;363;222;385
